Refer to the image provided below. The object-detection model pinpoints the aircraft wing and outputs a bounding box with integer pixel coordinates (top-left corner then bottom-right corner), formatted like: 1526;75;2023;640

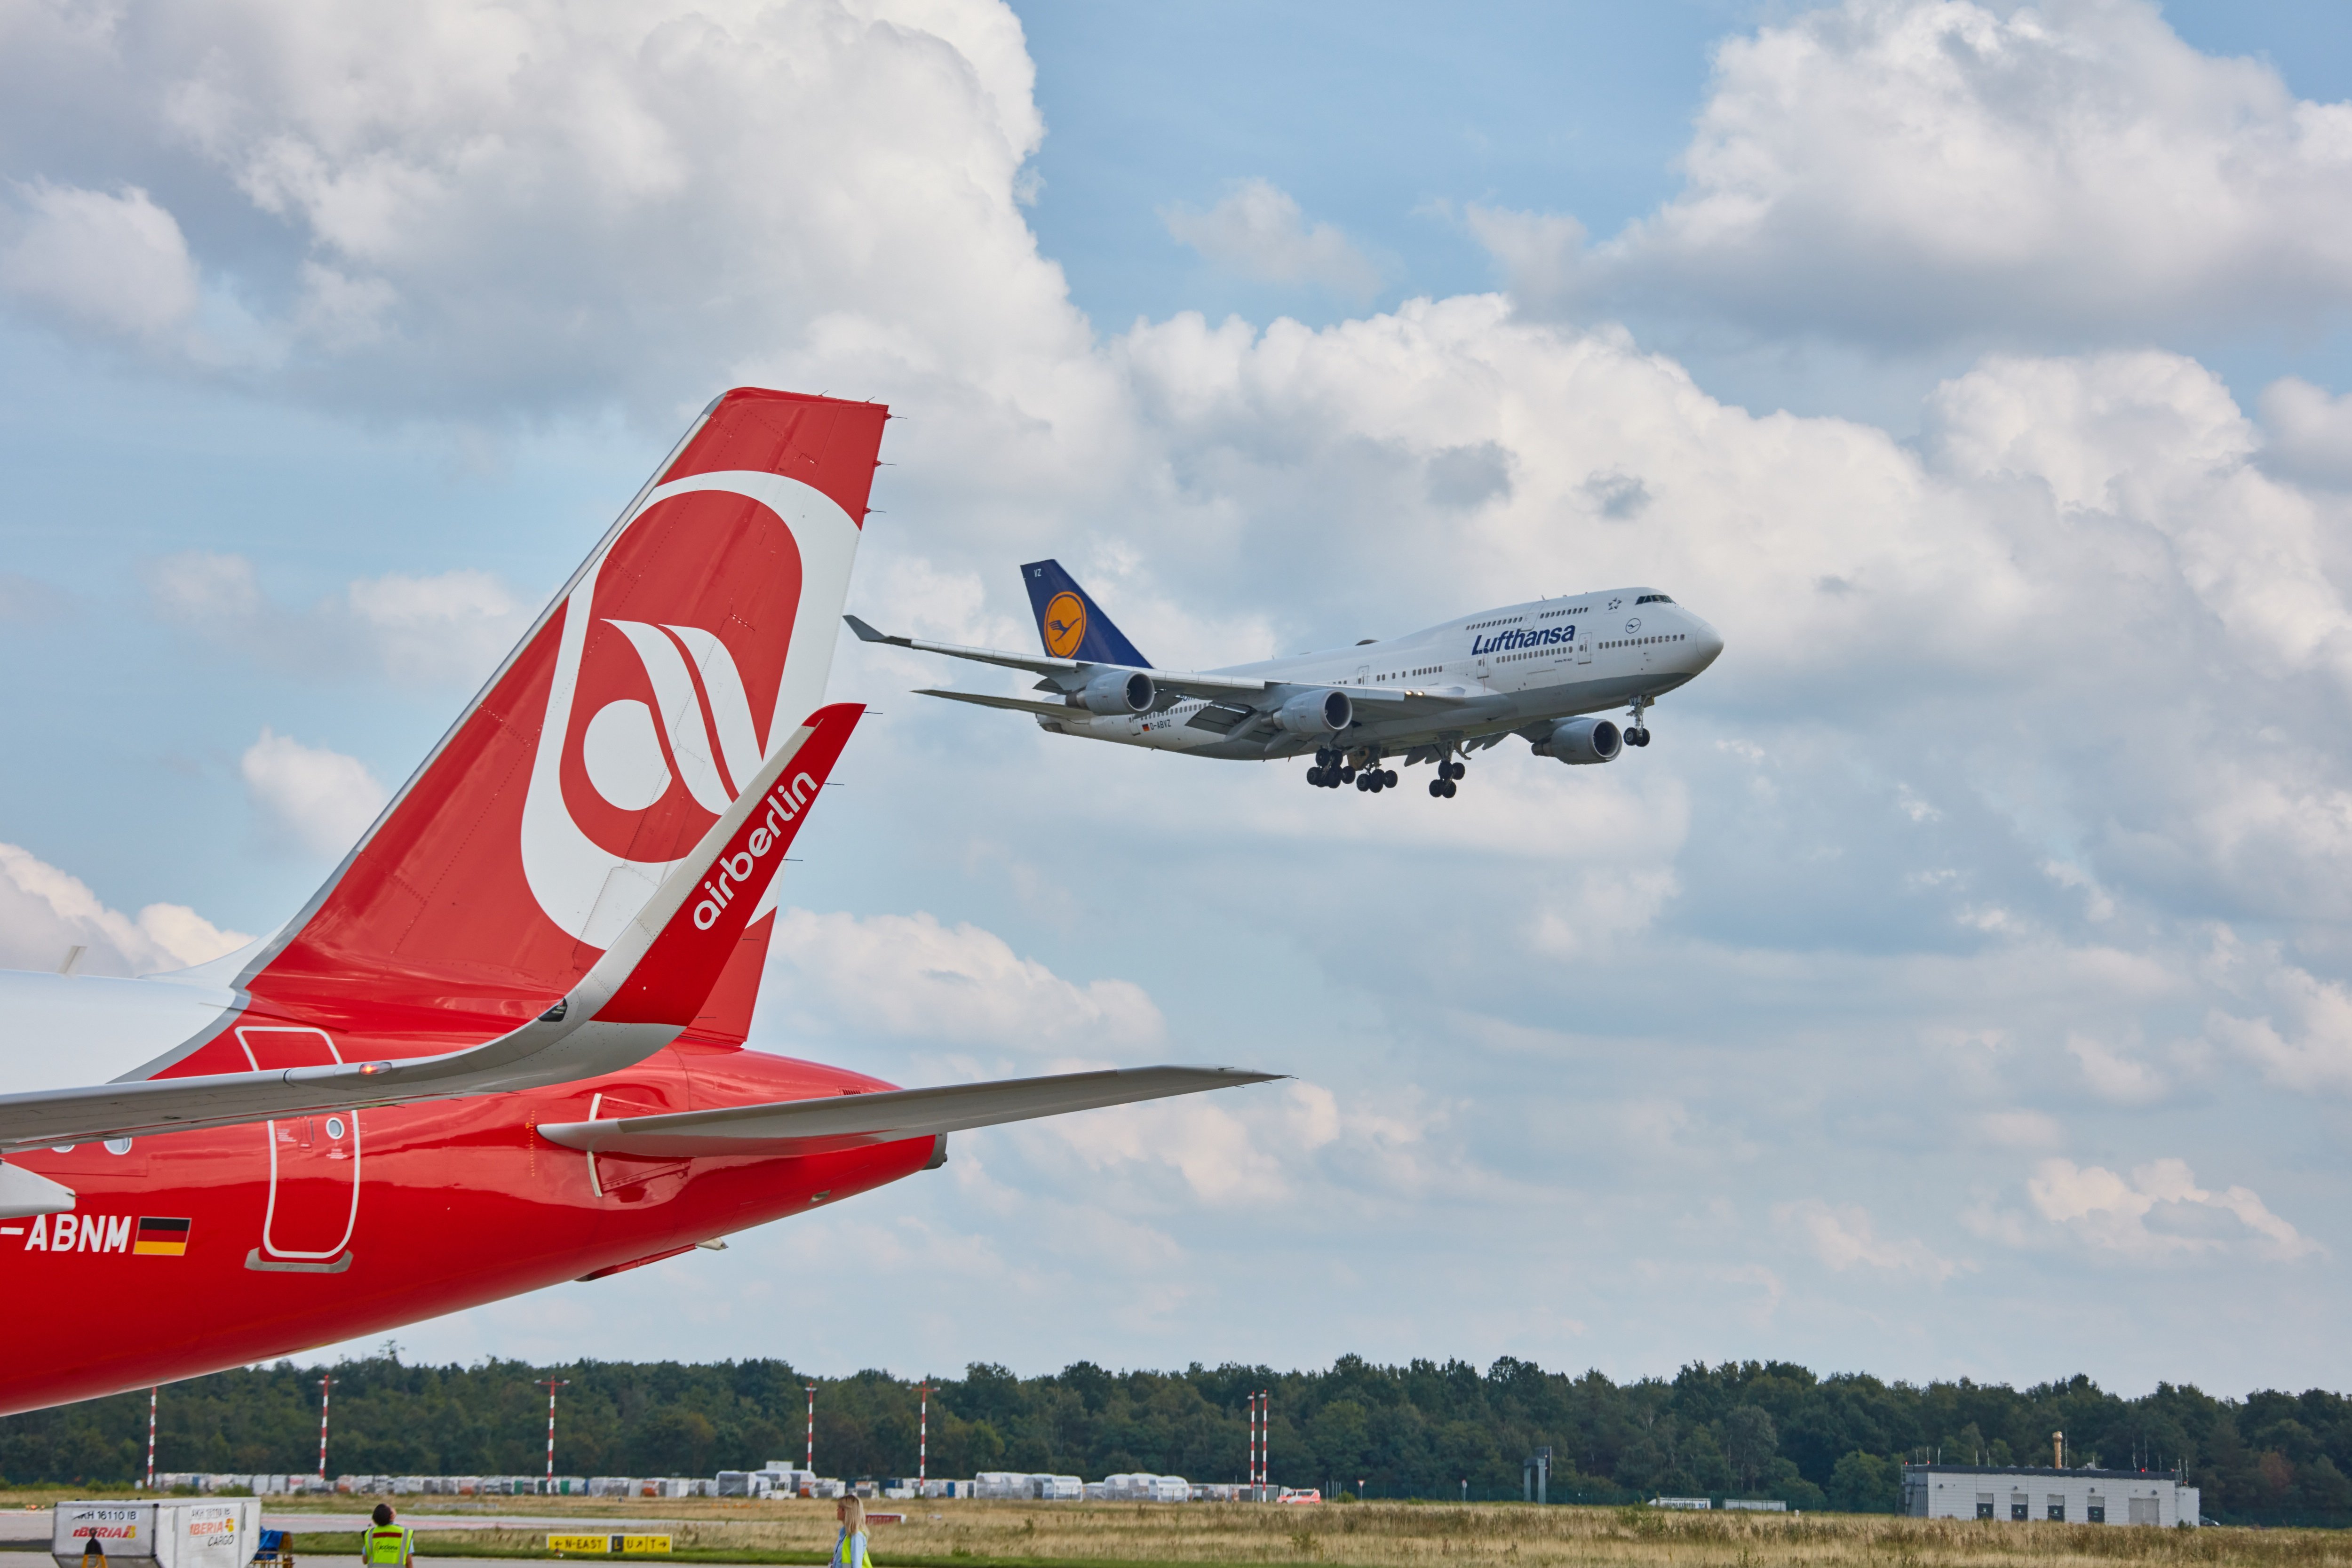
0;708;863;1170
844;614;1268;700
1184;684;1505;743
913;688;1076;720
538;1065;1281;1158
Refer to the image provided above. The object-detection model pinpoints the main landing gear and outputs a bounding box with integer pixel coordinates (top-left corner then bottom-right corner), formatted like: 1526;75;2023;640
1306;746;1464;799
1624;693;1654;747
1305;747;1398;792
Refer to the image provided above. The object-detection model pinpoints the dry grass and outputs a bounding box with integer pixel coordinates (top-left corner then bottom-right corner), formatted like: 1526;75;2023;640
7;1495;2345;1568
275;1501;2352;1568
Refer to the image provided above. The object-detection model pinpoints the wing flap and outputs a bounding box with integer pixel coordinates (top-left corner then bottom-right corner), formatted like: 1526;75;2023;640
539;1065;1280;1158
1184;702;1255;734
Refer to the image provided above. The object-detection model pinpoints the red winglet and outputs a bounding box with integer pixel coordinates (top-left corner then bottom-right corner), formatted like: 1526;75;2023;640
593;702;861;1027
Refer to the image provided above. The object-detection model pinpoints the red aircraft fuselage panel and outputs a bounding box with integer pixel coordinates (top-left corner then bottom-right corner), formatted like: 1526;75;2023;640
0;1044;924;1415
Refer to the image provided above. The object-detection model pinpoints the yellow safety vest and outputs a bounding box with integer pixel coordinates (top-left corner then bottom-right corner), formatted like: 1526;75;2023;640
830;1529;870;1568
363;1526;414;1566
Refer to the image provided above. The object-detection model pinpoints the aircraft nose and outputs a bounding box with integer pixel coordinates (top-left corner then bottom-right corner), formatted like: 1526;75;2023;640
1687;619;1724;671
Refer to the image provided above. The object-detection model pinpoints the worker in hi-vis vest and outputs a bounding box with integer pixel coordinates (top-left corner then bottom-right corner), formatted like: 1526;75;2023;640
363;1505;415;1568
830;1496;872;1568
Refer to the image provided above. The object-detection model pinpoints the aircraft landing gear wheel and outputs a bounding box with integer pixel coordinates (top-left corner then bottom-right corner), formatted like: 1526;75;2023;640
1442;778;1458;797
1307;766;1325;786
1429;778;1445;798
1341;765;1357;783
1442;760;1465;780
1356;773;1371;792
1628;727;1651;746
1385;769;1398;788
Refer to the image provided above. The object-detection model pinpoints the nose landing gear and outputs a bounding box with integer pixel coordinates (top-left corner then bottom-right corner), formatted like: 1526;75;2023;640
1624;694;1654;747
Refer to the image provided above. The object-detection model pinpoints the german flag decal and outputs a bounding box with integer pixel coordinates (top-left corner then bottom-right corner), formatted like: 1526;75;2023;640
133;1218;190;1257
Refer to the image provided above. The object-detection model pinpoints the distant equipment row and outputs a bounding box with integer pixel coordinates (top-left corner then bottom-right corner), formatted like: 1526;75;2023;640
144;1465;1312;1506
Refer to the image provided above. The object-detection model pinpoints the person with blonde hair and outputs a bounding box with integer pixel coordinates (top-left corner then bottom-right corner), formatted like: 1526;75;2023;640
831;1495;872;1568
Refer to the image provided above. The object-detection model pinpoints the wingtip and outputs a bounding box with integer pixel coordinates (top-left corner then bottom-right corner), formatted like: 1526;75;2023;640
1167;1064;1288;1084
843;613;888;643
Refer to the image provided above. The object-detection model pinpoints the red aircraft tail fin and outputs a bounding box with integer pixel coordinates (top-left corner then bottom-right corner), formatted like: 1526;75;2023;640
242;389;888;1026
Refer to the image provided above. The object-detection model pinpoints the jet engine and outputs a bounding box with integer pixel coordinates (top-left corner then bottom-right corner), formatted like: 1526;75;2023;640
1076;669;1156;714
1275;689;1354;735
1538;716;1621;764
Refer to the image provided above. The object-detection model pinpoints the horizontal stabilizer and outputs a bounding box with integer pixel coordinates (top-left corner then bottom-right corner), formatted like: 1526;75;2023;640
538;1065;1282;1158
0;707;863;1155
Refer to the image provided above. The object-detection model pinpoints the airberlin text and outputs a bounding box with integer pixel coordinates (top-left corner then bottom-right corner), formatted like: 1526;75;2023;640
21;1214;130;1251
692;770;819;930
1470;626;1573;657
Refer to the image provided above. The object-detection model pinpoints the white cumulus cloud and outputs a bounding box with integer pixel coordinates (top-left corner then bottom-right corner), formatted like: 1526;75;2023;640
2025;1156;2318;1262
1478;0;2352;345
1776;1198;1963;1282
0;0;1076;416
343;568;528;685
0;181;200;342
0;842;251;977
147;551;529;687
240;728;389;858
766;907;1164;1054
2260;377;2352;489
1161;178;1381;301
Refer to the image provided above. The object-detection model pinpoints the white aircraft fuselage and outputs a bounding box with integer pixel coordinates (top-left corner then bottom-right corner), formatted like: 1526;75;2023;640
1037;588;1722;762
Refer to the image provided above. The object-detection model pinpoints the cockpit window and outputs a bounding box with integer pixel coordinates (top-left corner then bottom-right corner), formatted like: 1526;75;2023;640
1635;593;1673;605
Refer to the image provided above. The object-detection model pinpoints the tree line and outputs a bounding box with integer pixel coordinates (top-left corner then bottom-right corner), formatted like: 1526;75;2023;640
6;1354;2349;1526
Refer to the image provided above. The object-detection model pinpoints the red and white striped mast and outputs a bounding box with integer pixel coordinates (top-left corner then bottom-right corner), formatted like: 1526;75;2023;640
1248;1392;1262;1501
145;1387;157;1489
315;1373;332;1484
805;1384;817;1480
1259;1390;1270;1500
918;1383;930;1488
538;1378;569;1485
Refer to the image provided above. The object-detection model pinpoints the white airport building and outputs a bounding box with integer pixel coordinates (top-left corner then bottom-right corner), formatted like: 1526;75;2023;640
1901;1465;2200;1526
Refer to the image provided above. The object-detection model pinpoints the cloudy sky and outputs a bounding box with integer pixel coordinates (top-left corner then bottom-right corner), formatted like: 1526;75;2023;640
6;0;2352;1399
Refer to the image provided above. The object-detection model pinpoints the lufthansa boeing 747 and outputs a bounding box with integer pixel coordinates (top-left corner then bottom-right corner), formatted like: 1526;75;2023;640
846;561;1724;798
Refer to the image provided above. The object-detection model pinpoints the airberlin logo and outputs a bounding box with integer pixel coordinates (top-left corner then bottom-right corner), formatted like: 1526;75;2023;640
1470;625;1573;656
517;469;862;949
585;619;767;814
691;770;819;930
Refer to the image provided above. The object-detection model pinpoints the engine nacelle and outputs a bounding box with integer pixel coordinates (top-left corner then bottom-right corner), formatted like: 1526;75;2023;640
1076;668;1156;715
1538;716;1621;764
1276;688;1354;735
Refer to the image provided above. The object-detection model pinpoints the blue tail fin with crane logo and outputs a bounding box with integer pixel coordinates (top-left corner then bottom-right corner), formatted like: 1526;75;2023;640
1021;560;1151;667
